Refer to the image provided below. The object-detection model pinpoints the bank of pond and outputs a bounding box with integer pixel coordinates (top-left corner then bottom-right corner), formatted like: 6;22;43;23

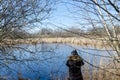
0;43;119;80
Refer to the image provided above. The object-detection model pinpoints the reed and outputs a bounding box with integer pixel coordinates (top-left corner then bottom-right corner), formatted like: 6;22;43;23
64;60;120;80
2;37;110;48
84;58;120;80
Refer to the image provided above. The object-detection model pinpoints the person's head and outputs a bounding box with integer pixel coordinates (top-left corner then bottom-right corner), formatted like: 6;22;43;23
71;49;78;56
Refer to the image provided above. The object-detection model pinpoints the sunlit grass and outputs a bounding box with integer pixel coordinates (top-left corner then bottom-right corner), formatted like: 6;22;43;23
2;37;110;48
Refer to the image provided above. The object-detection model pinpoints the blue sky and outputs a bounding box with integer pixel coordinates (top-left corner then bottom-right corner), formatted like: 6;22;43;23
26;0;96;33
27;1;80;33
49;2;75;27
24;0;120;33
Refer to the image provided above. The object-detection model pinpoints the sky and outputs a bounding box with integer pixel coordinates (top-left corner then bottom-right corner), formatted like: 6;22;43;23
27;1;80;33
27;0;120;33
48;2;76;27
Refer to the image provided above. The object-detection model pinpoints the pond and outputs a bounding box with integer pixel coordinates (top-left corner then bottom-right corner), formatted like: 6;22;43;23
0;43;113;80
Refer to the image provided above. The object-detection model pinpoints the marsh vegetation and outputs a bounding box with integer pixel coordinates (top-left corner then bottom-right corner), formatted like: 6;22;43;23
0;0;120;80
0;43;119;80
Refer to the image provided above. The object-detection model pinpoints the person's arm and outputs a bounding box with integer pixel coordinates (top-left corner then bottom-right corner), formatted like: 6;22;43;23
76;60;84;67
81;60;84;66
78;55;84;66
66;60;70;67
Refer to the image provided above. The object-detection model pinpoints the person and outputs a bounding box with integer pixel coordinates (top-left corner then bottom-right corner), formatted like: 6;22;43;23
66;50;84;80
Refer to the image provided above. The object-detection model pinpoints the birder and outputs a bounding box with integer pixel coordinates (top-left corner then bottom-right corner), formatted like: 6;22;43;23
66;50;84;80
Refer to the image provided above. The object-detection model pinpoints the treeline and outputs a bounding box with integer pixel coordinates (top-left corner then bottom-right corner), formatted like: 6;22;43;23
32;26;120;38
32;27;83;38
0;28;30;39
88;26;120;37
2;26;120;39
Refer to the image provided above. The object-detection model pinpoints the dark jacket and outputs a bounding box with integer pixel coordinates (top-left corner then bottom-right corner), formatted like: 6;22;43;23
66;55;84;80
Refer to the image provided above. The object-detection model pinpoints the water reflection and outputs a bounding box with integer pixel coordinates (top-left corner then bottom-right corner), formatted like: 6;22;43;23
0;43;113;80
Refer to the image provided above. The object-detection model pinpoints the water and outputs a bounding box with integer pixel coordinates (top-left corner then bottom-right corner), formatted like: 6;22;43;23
0;43;113;80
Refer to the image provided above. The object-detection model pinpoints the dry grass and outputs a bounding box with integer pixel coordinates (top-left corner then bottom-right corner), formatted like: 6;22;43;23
82;59;120;80
82;68;120;80
2;37;110;48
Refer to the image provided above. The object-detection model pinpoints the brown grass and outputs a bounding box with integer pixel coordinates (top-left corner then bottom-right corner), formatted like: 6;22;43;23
1;37;110;48
82;59;120;80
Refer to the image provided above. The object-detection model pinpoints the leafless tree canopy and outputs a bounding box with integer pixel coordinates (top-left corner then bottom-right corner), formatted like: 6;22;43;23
64;0;120;57
0;0;54;40
0;0;120;79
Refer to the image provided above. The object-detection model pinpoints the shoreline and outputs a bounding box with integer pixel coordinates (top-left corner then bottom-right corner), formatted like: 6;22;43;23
1;37;110;48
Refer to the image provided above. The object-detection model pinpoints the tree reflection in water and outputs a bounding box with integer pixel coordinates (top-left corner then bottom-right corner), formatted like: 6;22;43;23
0;43;71;80
0;43;114;80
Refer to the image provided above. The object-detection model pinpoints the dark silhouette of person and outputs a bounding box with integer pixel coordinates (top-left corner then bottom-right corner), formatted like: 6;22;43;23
66;50;84;80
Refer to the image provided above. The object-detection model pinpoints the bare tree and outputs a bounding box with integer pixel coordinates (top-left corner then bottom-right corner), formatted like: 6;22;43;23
65;0;120;59
0;0;55;41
